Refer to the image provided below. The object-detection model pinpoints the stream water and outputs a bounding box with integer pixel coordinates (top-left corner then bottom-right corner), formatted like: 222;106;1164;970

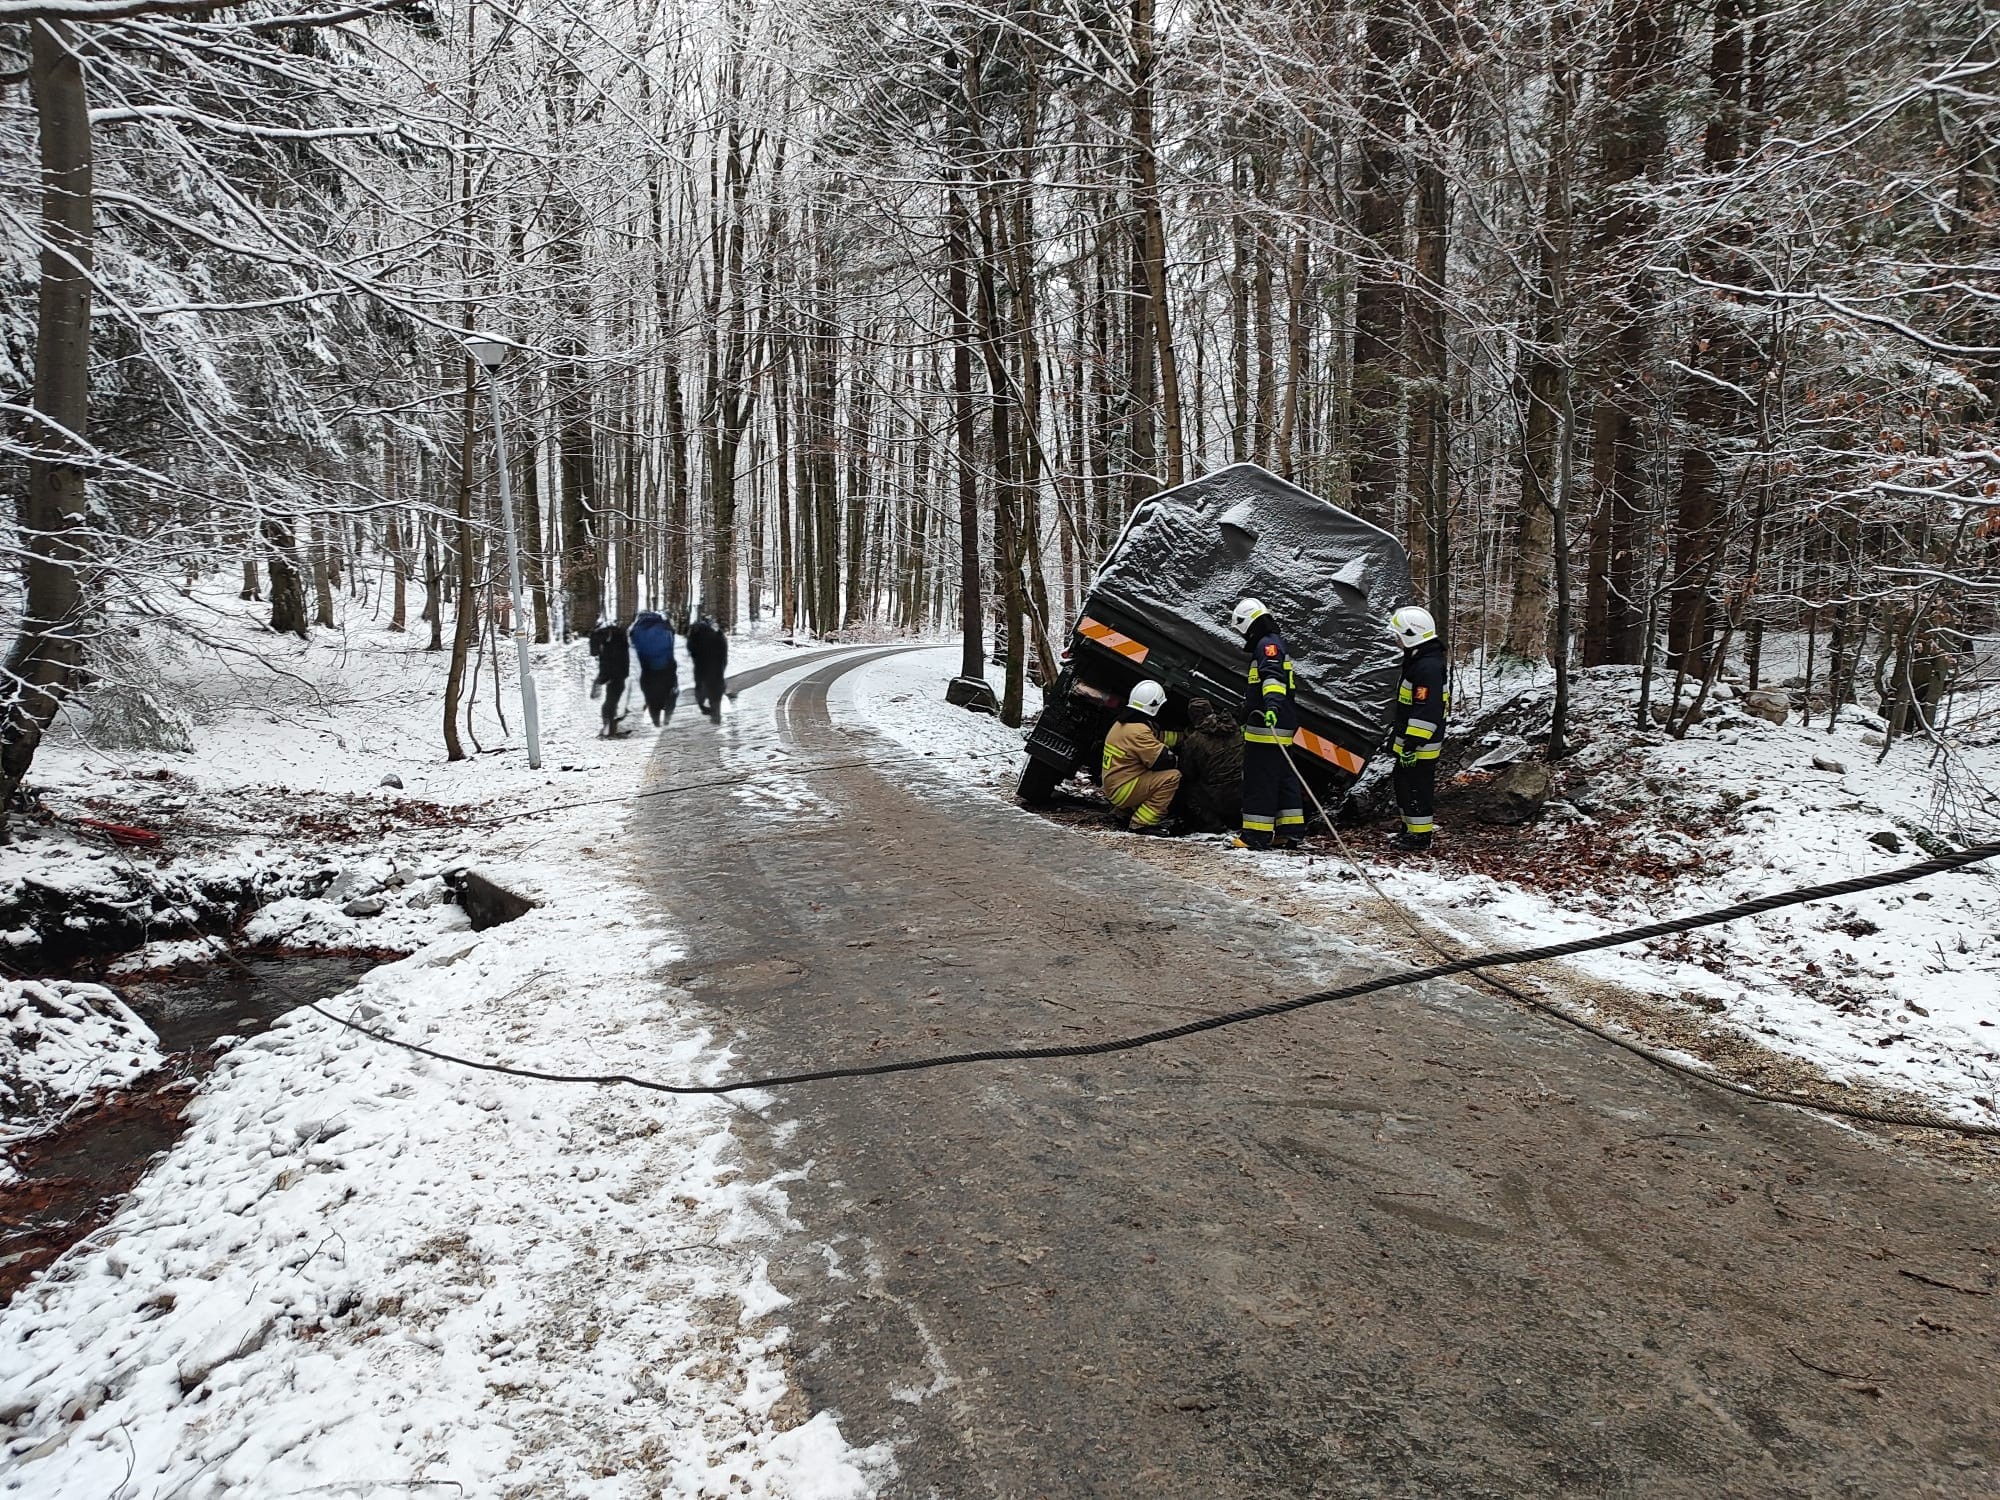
0;953;380;1305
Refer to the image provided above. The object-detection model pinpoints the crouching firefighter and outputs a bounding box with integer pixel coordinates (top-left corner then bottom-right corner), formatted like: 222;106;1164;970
1101;680;1181;835
1389;605;1449;852
1231;597;1305;850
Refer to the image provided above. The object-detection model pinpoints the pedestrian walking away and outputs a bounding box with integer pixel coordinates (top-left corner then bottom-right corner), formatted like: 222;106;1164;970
686;610;728;724
590;618;632;738
1388;605;1449;852
1100;680;1181;835
1230;597;1304;850
630;610;679;727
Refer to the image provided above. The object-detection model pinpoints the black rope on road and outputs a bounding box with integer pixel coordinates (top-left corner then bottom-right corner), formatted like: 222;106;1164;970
286;840;2000;1136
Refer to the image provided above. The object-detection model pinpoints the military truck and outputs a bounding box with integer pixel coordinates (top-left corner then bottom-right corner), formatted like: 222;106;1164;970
1017;462;1414;808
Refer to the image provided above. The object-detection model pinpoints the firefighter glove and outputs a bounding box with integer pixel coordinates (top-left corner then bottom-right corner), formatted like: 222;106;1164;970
1262;709;1279;730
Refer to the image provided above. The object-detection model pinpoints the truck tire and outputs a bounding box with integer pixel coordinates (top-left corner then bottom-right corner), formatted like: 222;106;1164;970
1017;755;1064;806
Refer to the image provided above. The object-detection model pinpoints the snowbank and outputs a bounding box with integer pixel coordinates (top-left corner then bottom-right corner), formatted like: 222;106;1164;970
0;980;163;1145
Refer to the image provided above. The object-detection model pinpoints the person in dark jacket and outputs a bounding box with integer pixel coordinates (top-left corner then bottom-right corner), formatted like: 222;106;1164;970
1388;605;1449;852
589;619;632;738
1174;695;1244;834
686;610;728;723
1230;596;1304;850
630;610;678;727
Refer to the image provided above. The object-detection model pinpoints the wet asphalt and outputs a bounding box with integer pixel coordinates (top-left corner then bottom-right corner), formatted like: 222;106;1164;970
638;645;1999;1500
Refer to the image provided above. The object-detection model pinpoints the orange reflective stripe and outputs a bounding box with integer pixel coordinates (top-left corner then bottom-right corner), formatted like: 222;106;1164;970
1078;616;1150;663
1293;728;1366;776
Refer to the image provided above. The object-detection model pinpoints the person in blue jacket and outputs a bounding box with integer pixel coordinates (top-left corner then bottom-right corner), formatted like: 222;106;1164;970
630;610;679;727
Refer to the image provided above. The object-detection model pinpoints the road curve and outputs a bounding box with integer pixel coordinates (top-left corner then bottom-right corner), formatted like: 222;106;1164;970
638;644;1999;1500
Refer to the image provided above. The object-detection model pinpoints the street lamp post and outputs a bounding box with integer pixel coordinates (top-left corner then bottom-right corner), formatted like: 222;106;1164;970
465;333;542;770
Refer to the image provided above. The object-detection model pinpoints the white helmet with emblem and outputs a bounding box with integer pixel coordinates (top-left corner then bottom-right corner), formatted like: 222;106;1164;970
1127;679;1167;717
1230;597;1270;636
1390;605;1437;648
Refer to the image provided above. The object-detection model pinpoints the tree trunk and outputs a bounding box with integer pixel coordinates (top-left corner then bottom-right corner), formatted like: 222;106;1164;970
1581;0;1670;668
441;367;477;761
265;515;309;639
1130;0;1184;489
0;20;95;832
949;185;985;681
1409;0;1454;636
1504;5;1577;661
1349;4;1406;521
311;516;337;629
1667;0;1749;672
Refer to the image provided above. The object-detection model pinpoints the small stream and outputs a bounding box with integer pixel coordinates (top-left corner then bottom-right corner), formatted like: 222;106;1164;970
0;953;381;1305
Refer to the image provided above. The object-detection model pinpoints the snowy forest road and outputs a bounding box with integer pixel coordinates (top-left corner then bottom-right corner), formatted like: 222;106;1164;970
639;646;1999;1499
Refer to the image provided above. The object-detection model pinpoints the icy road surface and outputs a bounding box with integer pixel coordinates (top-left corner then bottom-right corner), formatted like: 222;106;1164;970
644;644;2000;1499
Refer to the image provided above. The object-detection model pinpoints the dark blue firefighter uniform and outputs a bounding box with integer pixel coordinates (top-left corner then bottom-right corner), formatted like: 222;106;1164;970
1393;638;1450;841
1241;626;1304;849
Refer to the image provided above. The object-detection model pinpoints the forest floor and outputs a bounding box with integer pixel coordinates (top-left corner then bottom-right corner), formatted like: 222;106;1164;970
0;584;887;1499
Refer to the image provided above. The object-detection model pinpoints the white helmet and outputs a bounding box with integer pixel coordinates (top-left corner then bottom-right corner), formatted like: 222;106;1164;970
1128;680;1167;717
1390;605;1437;648
1230;597;1270;636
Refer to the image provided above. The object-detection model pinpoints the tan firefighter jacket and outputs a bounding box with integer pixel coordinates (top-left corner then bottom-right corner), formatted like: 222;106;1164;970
1102;718;1179;809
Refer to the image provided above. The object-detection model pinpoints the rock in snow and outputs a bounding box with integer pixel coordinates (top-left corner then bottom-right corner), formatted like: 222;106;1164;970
1869;830;1905;853
1741;690;1790;726
1812;755;1847;774
1469;762;1552;826
341;895;387;918
380;773;405;789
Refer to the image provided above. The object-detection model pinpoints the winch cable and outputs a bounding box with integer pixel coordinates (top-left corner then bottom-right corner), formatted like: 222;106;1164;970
1273;737;2000;1138
112;830;2000;1133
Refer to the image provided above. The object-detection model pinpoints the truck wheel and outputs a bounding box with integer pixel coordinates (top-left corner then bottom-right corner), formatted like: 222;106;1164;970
1017;756;1065;806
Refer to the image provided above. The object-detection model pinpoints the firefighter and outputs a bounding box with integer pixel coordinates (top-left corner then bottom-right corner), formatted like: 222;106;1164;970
1231;597;1304;850
1101;680;1181;835
1388;605;1449;852
1174;695;1243;834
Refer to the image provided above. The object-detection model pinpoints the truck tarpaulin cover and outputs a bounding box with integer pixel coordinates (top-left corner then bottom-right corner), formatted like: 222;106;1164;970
1087;463;1414;747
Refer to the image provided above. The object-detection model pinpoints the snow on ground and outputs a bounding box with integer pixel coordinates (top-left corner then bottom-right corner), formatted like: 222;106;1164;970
845;645;2000;1128
0;981;163;1163
0;585;888;1498
845;648;1039;799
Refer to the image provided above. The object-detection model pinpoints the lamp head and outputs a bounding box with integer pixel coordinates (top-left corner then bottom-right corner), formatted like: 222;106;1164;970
465;333;509;373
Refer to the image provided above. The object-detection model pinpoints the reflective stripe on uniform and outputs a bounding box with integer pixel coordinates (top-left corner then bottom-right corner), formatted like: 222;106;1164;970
1403;813;1435;833
1243;729;1294;745
1131;803;1166;828
1262;680;1287;696
1277;809;1305;829
1410;745;1441;761
1242;815;1275;833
